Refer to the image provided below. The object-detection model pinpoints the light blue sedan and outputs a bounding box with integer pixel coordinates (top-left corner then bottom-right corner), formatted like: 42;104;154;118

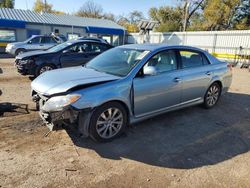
31;44;232;142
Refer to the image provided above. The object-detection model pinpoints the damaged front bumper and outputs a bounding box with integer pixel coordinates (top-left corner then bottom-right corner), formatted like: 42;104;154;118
32;92;92;137
39;107;79;131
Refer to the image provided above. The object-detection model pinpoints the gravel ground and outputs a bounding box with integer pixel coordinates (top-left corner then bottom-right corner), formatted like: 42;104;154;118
0;58;250;188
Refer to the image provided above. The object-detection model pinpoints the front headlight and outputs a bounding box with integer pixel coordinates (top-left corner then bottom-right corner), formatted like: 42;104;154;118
42;94;81;112
20;59;34;65
7;44;13;49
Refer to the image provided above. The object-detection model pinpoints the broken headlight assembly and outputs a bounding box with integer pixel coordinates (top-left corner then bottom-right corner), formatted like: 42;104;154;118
42;94;81;112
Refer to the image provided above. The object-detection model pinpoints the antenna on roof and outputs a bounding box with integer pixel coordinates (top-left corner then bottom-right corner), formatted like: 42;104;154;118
138;20;159;43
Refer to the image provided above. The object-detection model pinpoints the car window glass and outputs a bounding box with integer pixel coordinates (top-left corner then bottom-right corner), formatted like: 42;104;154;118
67;43;90;53
144;50;177;73
86;48;149;77
179;50;204;68
202;54;210;65
29;37;42;44
42;37;56;44
90;43;108;52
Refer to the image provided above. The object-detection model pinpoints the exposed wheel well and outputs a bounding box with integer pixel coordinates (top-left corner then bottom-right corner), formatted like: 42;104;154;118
98;100;130;121
212;80;223;91
35;63;56;77
15;48;26;56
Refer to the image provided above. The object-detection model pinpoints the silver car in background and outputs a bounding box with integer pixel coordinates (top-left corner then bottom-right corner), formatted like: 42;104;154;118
31;44;232;142
6;34;66;56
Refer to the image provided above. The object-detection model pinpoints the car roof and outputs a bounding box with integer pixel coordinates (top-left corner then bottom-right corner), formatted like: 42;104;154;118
65;39;110;45
119;43;206;52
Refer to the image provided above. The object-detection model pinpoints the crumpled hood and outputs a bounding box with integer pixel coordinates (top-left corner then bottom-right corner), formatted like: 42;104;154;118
31;66;120;96
16;50;52;60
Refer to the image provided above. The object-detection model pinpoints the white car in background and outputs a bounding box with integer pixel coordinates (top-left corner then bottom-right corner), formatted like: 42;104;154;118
5;34;66;56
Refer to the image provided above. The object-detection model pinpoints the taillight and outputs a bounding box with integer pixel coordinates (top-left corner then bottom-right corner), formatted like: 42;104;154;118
227;64;232;71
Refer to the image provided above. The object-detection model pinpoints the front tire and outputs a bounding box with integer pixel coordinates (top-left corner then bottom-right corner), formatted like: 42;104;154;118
15;48;26;56
203;82;221;109
35;64;55;77
89;102;128;142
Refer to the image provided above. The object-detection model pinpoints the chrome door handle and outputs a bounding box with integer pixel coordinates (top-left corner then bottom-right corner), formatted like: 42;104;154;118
174;77;182;82
206;71;212;76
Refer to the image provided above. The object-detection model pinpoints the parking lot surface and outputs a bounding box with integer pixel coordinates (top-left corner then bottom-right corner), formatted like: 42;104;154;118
0;58;250;188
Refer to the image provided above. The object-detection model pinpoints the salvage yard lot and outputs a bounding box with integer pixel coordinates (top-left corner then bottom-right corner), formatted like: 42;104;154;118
0;58;250;188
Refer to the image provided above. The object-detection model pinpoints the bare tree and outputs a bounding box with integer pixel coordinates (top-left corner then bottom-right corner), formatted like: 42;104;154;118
76;0;103;18
182;0;205;31
128;11;144;23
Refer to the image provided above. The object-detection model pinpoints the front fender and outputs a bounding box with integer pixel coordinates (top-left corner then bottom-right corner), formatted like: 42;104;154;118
71;79;133;114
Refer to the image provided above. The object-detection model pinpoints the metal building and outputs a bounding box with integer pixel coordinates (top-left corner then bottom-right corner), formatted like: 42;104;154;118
0;8;126;52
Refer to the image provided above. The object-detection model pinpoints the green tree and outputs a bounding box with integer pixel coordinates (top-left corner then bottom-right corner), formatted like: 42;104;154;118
33;0;64;14
234;0;250;29
202;0;241;30
0;0;14;8
33;0;53;13
149;6;183;32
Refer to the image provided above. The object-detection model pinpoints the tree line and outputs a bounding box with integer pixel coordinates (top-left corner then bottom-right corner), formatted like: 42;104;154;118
1;0;249;32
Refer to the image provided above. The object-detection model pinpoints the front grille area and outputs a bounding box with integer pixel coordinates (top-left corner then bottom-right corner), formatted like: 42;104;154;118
15;59;27;74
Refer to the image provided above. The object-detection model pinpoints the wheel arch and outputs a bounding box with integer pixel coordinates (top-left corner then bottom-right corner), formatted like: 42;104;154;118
97;100;131;120
210;80;223;91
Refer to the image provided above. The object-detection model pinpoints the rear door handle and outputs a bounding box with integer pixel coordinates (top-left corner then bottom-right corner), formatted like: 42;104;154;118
174;77;182;82
206;71;212;76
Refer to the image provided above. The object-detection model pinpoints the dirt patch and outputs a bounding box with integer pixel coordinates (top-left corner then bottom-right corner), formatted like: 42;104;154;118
0;58;250;188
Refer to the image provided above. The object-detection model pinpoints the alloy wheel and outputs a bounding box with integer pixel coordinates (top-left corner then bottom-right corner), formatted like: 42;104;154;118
96;107;123;139
39;66;53;74
206;84;220;106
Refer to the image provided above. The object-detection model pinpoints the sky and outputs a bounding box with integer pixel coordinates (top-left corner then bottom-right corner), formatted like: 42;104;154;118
14;0;174;18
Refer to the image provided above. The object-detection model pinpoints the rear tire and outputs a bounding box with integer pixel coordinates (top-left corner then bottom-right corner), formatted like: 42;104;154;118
89;102;128;142
203;82;221;109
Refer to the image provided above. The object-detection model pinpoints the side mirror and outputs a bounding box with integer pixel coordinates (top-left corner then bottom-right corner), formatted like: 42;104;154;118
27;40;32;44
143;66;158;76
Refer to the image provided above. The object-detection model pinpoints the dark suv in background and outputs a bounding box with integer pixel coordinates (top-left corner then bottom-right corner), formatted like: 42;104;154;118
15;40;113;77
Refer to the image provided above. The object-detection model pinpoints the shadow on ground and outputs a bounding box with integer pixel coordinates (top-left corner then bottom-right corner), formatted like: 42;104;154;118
0;53;14;58
66;92;250;169
0;102;29;117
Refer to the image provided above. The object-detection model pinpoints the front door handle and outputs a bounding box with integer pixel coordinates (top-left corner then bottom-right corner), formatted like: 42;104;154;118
174;77;182;83
206;71;212;76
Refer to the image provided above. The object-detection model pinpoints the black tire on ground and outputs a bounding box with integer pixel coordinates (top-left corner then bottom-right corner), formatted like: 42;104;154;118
15;49;26;56
35;64;55;77
203;82;221;109
89;102;128;142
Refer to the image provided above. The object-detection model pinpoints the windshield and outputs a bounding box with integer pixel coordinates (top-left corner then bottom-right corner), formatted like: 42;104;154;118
47;42;73;53
85;48;150;77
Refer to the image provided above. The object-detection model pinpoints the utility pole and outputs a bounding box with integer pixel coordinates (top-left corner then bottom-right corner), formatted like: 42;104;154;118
44;0;47;12
183;0;190;31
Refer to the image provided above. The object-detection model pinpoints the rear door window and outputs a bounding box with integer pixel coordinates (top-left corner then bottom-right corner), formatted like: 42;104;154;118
90;43;109;52
179;50;205;68
42;37;57;44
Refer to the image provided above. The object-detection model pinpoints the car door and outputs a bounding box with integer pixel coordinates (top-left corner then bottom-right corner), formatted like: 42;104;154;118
60;42;91;67
41;36;57;50
178;49;213;103
25;36;43;51
133;50;182;117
